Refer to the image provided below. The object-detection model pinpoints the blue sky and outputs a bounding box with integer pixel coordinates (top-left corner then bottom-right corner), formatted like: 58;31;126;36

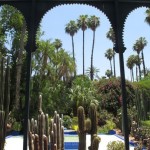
40;4;150;80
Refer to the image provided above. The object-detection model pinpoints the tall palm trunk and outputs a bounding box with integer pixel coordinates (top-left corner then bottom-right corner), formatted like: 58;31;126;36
56;48;59;75
138;54;141;80
72;35;76;76
15;20;26;109
136;65;138;82
132;68;134;82
110;59;113;76
130;69;132;82
83;30;85;76
113;45;116;77
41;50;48;80
141;50;146;76
90;31;95;81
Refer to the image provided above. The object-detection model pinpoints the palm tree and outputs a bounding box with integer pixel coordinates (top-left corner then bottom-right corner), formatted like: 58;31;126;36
133;55;142;82
65;20;78;76
145;8;150;26
35;39;76;83
53;39;62;74
135;37;147;77
77;15;88;76
57;48;76;82
105;69;112;79
133;43;141;79
106;27;116;77
86;66;100;80
133;37;147;78
53;39;62;53
39;40;55;80
126;55;135;82
87;15;100;80
105;48;114;75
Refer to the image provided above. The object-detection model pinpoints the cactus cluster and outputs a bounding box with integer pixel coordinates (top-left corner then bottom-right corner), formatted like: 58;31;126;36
28;95;64;150
0;57;11;150
135;88;150;126
77;103;101;150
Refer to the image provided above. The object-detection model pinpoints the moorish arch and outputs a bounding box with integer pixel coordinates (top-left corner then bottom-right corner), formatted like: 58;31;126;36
1;1;150;150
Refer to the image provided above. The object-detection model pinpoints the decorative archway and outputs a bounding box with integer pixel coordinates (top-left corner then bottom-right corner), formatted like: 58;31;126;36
1;1;150;150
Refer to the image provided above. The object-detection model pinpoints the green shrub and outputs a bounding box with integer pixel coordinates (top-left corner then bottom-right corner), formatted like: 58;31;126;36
98;120;116;134
12;122;22;131
63;115;72;129
98;110;114;126
141;120;150;127
72;117;78;125
107;141;125;150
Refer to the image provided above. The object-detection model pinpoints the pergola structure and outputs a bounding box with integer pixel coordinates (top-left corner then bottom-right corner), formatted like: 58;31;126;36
0;1;150;150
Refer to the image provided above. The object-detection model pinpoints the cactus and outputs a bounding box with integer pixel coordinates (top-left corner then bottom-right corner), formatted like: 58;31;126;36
85;118;91;133
53;123;57;147
28;110;64;150
0;110;5;149
43;135;48;150
34;134;39;150
50;131;55;150
56;115;61;149
38;94;43;114
77;106;86;150
0;57;10;150
45;114;49;142
61;126;64;150
77;103;100;150
91;135;101;150
39;113;45;150
29;131;34;150
88;103;97;150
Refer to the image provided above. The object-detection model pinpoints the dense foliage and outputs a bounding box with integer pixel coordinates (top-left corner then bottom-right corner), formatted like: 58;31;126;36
133;74;150;121
107;141;125;150
68;75;98;116
95;77;135;116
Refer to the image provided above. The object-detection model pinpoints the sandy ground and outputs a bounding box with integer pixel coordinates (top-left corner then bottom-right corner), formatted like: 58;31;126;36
5;134;135;150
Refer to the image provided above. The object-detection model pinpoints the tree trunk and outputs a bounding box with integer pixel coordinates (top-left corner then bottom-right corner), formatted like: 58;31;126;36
72;35;76;77
41;50;48;80
130;69;132;82
136;65;138;82
132;68;134;82
90;31;95;81
141;50;146;77
138;54;141;80
110;60;113;76
83;30;85;76
113;45;116;77
15;20;26;109
56;48;59;75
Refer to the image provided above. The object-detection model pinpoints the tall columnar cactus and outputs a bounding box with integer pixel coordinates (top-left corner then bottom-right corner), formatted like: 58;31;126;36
38;94;43;114
91;135;101;150
88;103;97;149
34;134;39;150
45;114;49;142
28;110;64;150
0;57;10;150
50;111;64;150
38;113;45;150
77;103;100;150
61;126;64;150
43;135;48;150
77;106;86;150
135;88;141;126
